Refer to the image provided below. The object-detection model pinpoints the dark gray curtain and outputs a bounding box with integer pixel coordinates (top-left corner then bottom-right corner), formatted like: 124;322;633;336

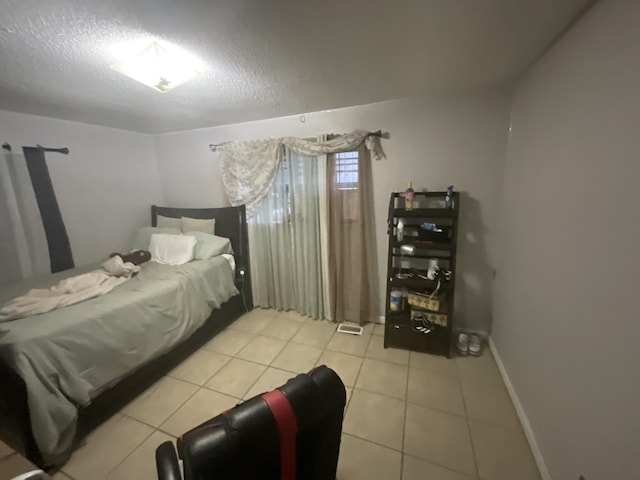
23;147;74;273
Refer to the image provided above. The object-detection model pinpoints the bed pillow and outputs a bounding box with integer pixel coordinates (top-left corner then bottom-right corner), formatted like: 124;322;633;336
157;215;182;229
181;216;215;235
132;226;181;251
149;234;197;266
185;231;233;260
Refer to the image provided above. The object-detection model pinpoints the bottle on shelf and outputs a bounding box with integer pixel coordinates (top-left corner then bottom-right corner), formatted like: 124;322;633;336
404;181;415;210
397;219;404;241
390;290;402;312
427;259;439;280
445;185;454;209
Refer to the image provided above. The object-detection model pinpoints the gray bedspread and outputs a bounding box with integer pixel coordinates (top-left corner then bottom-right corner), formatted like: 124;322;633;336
0;257;239;466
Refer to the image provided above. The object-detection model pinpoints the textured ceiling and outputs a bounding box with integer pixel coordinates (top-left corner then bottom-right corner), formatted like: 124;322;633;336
0;0;591;133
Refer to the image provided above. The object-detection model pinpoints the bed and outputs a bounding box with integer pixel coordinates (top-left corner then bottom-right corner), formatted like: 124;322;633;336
0;205;253;469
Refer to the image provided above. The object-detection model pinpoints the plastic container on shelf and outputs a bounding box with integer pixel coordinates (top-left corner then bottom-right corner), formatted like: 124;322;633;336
390;290;402;311
397;219;404;241
404;182;415;210
445;185;454;209
401;290;409;311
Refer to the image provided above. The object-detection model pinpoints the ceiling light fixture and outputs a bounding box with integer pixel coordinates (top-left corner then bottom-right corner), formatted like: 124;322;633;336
111;39;203;93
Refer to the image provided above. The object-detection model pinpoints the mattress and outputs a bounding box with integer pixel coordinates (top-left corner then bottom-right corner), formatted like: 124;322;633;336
0;256;239;466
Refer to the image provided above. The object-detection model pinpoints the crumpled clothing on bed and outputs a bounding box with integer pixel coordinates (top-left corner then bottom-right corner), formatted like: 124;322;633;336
0;256;139;322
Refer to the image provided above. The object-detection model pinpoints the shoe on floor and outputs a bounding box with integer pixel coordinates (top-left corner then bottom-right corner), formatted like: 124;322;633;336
469;334;482;356
456;333;469;356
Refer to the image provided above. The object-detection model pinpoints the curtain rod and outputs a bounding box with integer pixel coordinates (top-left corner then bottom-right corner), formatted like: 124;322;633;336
1;143;69;154
37;145;70;155
208;130;384;150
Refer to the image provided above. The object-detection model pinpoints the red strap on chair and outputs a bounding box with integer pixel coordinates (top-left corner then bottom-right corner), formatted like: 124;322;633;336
261;389;298;480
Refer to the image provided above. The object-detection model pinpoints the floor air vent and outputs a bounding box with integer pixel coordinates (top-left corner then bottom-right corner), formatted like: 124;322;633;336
336;324;364;335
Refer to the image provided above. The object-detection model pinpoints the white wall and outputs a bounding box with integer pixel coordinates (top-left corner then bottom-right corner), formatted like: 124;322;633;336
492;1;640;479
154;93;510;332
0;110;163;268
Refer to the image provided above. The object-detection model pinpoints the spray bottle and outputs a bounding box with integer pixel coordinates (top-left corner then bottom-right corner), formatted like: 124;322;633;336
445;185;454;209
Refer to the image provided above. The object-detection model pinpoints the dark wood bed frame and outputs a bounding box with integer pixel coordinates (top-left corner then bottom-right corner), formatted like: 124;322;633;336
0;205;253;469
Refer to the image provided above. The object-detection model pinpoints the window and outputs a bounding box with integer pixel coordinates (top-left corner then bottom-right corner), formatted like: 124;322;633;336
335;151;359;190
332;150;360;222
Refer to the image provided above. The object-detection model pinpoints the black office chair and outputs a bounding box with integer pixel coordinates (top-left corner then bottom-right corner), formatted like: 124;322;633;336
156;365;346;480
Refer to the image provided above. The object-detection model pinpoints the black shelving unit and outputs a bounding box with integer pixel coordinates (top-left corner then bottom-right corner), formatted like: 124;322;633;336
384;191;460;357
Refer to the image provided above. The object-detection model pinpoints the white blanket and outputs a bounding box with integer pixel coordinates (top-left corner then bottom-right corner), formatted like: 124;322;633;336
0;256;140;322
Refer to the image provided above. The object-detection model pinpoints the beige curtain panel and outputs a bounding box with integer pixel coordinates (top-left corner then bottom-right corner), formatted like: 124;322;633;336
327;144;379;325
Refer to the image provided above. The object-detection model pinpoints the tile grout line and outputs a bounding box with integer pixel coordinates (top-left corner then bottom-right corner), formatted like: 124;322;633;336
342;432;405;454
338;331;406;474
120;411;165;431
57;469;79;480
71;366;206;478
456;355;481;479
317;323;371;412
189;358;269;397
229;312;306;399
100;415;157;480
406;355;460;379
230;311;350;398
400;345;410;480
350;331;375;394
270;318;340;393
342;428;480;480
332;329;372;448
116;371;213;474
342;431;478;480
166;355;233;387
402;452;480;480
402;397;467;420
346;384;450;408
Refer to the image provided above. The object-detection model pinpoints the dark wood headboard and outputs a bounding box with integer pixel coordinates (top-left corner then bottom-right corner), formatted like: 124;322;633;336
150;205;252;307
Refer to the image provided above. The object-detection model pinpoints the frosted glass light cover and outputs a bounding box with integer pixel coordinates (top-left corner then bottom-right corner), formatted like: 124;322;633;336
111;40;202;93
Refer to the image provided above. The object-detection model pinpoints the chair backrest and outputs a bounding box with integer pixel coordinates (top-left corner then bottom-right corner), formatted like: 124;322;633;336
156;365;346;480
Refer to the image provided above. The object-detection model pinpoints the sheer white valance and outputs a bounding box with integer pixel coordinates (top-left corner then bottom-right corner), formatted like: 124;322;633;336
211;130;385;217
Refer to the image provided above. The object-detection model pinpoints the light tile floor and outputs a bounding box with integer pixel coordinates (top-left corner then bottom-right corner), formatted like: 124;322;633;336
54;308;541;480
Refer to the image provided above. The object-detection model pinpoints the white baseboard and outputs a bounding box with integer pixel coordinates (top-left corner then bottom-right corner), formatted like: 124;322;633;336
375;316;385;324
489;338;552;480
